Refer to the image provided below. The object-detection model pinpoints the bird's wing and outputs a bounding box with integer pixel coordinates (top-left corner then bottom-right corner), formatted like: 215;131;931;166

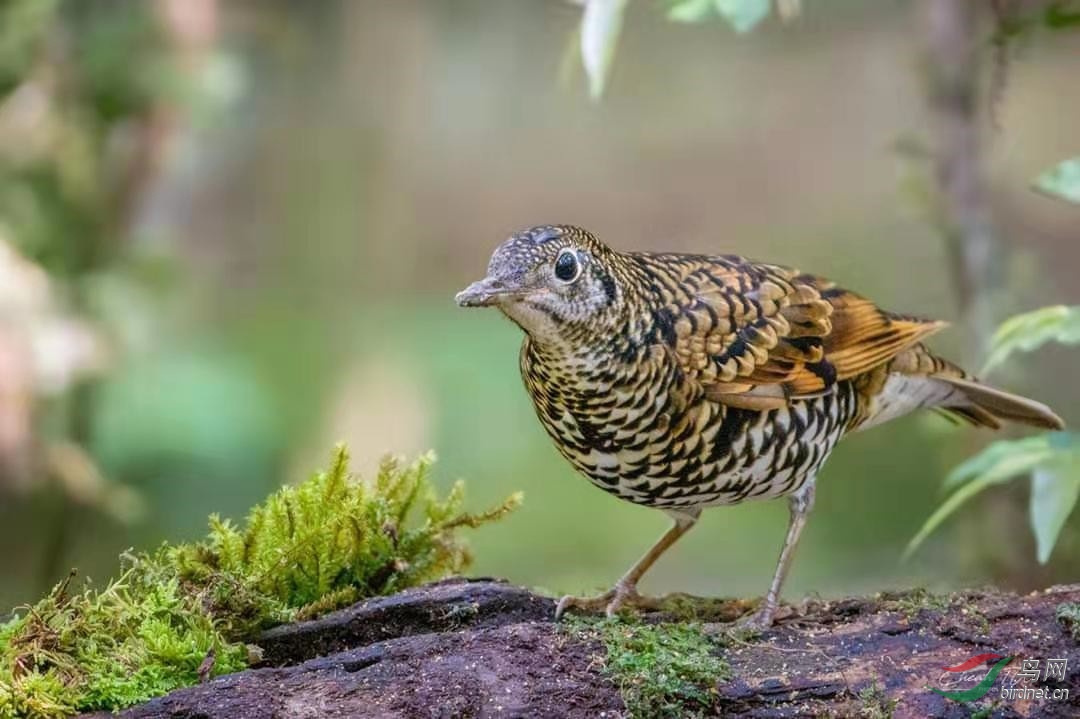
648;256;945;407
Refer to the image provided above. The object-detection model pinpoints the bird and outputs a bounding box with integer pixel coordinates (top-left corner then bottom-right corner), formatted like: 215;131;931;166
455;224;1064;628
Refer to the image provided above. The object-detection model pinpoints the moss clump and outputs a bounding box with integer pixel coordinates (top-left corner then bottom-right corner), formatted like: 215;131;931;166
1056;602;1080;642
568;618;728;718
169;448;521;636
0;447;520;718
648;593;757;624
0;564;248;718
857;680;896;719
880;588;951;619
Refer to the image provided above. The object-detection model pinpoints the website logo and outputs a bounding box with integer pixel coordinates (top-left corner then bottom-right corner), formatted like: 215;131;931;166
931;653;1013;702
930;653;1070;705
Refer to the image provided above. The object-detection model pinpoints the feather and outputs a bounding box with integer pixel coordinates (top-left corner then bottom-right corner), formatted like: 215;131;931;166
937;376;1064;430
651;258;946;409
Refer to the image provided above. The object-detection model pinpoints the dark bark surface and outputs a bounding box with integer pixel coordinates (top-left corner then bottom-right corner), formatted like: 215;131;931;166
83;578;1080;718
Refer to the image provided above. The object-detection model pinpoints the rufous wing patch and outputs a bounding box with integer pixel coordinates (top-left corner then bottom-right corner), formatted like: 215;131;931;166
660;263;947;410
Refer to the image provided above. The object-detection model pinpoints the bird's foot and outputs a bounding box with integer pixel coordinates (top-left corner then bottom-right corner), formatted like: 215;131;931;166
736;601;777;631
555;581;662;620
700;601;776;638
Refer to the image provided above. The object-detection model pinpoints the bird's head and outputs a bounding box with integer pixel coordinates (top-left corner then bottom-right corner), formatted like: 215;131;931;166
456;225;626;343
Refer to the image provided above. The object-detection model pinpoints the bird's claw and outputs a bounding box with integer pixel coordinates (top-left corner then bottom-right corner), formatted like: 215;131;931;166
700;601;776;639
555;582;662;620
735;602;776;631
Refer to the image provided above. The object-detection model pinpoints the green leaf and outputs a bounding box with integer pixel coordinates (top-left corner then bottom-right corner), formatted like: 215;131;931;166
580;0;631;100
1033;157;1080;204
668;0;714;22
1030;458;1080;564
714;0;770;33
942;435;1057;492
905;433;1074;561
983;305;1080;373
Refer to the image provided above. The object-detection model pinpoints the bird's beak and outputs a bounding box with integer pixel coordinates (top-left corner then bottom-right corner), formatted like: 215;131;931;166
455;276;516;307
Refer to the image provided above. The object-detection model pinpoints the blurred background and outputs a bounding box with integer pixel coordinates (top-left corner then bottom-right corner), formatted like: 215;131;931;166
0;0;1077;610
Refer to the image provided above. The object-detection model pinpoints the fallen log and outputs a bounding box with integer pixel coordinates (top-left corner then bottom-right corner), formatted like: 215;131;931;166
83;578;1080;718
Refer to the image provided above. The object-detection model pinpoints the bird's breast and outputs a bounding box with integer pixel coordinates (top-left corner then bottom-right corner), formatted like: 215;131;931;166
522;340;861;508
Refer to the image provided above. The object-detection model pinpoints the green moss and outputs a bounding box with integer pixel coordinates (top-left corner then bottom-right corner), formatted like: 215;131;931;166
567;617;728;718
880;588;951;619
961;605;992;635
857;680;896;719
1056;602;1080;642
0;564;248;718
880;588;998;634
649;593;757;624
0;447;519;718
169;448;521;636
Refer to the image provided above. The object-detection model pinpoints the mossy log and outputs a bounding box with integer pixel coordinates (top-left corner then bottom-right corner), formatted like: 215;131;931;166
83;578;1079;718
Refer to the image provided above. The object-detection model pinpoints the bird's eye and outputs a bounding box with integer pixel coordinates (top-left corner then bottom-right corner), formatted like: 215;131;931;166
554;249;580;282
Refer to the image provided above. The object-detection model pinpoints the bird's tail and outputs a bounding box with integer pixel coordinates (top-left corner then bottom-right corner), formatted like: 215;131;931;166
856;344;1064;432
932;375;1064;430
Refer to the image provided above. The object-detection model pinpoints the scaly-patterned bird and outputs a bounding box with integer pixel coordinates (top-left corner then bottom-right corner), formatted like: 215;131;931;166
455;225;1063;627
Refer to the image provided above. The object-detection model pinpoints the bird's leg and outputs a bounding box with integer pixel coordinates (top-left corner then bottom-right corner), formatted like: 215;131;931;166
555;508;700;620
743;480;816;629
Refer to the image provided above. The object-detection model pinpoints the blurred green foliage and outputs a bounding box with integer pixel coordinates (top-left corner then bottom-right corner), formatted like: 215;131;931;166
993;0;1080;41
0;0;58;94
0;0;201;610
0;0;173;277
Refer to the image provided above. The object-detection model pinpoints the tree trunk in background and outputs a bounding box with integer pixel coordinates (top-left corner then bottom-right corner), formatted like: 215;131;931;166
921;0;1002;359
919;0;1054;591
